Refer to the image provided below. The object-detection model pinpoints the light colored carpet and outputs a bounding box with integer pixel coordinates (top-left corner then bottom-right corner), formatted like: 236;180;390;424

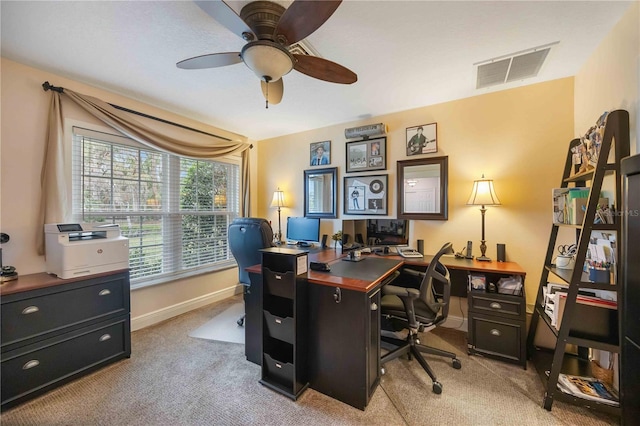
0;295;620;425
188;301;244;344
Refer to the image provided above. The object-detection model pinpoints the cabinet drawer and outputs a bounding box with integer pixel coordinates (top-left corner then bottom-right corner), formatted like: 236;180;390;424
263;268;295;299
1;275;129;346
1;319;128;406
264;310;294;344
469;312;524;362
469;293;524;319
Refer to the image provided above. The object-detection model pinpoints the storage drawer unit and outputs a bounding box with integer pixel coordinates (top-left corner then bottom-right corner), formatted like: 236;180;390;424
1;270;131;410
259;248;308;400
468;289;527;368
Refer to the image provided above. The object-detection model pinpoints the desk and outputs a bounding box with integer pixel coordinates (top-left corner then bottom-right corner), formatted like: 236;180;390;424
245;249;525;410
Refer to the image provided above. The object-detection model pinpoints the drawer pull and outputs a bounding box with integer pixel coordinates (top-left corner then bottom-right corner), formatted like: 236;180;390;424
21;306;40;315
22;360;40;370
275;363;282;369
490;329;501;337
275;318;282;324
99;334;112;342
275;274;282;280
98;289;111;296
489;302;502;310
371;302;378;311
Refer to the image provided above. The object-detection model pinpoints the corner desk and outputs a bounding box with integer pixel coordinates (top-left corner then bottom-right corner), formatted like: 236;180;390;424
245;248;525;410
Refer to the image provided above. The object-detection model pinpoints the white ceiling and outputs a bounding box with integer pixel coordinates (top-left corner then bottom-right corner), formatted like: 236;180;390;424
1;1;633;141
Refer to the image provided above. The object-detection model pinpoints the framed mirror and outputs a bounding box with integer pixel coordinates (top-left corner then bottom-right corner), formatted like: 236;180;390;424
397;156;448;220
304;167;337;218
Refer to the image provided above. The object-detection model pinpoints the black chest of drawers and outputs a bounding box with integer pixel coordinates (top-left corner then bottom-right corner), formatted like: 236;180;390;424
1;270;131;410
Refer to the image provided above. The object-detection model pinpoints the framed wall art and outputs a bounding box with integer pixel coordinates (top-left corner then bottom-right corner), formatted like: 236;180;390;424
310;140;331;166
344;174;388;215
406;122;437;156
345;137;386;173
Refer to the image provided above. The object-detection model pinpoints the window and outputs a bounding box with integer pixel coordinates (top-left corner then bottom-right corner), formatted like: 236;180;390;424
72;128;240;287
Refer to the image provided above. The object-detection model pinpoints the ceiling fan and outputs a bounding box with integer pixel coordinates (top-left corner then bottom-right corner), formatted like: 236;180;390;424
177;0;357;107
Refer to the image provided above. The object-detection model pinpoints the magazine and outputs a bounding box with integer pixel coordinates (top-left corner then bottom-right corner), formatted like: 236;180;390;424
557;373;619;406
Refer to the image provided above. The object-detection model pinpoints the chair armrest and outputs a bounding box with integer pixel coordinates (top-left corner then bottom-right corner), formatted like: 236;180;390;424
402;268;426;279
384;284;420;299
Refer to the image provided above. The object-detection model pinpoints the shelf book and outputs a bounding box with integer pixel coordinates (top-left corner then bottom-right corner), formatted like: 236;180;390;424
557;373;619;406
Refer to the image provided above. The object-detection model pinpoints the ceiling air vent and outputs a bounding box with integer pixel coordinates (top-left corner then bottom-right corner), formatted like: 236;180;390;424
288;40;320;57
475;42;557;89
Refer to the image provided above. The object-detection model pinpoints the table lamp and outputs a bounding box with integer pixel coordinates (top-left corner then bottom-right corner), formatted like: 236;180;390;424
270;188;287;244
467;175;501;261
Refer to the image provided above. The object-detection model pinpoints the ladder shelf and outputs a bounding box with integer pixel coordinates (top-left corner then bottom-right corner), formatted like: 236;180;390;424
526;109;630;416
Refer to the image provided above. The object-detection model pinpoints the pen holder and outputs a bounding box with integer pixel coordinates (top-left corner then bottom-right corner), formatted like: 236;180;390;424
588;267;610;284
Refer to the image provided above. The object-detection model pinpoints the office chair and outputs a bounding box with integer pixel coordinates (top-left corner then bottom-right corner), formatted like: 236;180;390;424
228;218;274;326
380;242;461;394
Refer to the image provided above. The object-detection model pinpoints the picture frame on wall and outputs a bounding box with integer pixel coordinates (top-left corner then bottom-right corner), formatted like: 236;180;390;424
406;122;437;156
344;174;388;215
310;140;331;166
346;137;386;173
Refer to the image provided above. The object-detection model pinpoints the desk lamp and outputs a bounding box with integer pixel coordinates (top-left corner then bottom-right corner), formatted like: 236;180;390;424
270;188;287;244
467;175;501;261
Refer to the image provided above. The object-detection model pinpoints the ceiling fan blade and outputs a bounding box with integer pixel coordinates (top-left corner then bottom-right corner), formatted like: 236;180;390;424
261;78;284;105
177;52;242;69
275;0;342;45
293;54;357;84
195;0;255;41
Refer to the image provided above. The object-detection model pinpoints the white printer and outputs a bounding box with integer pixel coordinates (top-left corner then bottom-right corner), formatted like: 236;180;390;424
45;223;129;279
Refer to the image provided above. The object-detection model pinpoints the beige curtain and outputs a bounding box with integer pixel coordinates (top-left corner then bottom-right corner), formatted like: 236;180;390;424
38;87;251;254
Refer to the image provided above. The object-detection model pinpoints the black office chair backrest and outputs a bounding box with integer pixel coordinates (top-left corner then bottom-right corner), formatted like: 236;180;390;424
228;218;274;285
419;242;453;317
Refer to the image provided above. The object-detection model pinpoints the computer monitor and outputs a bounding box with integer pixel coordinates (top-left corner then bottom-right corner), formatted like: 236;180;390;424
366;219;408;247
286;217;320;246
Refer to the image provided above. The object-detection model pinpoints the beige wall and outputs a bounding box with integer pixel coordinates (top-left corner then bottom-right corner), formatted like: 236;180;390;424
257;78;575;310
0;59;259;329
575;2;639;154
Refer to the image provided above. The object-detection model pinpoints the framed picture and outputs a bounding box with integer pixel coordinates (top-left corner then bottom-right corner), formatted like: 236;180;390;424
406;122;437;156
344;174;388;215
346;137;386;173
310;140;331;166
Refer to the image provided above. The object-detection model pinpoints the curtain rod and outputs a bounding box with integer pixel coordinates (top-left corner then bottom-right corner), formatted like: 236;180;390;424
42;81;252;147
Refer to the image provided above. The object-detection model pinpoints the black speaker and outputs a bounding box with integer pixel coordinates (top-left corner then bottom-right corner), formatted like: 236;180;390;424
497;243;506;262
417;239;424;255
321;234;328;248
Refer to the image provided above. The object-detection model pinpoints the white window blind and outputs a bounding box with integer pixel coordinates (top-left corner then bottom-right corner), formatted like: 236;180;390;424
72;127;240;287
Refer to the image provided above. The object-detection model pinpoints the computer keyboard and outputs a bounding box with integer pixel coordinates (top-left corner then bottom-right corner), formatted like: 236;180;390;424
398;249;424;258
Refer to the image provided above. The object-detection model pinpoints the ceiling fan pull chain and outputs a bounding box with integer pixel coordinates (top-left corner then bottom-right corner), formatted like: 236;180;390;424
265;80;269;109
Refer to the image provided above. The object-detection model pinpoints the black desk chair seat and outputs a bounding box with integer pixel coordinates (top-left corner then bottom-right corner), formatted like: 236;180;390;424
380;242;461;394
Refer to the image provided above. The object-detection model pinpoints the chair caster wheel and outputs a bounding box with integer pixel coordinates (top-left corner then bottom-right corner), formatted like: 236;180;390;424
237;318;244;327
453;358;462;369
432;381;443;394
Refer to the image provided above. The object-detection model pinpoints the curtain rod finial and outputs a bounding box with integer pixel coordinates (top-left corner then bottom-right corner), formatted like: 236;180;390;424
42;81;64;93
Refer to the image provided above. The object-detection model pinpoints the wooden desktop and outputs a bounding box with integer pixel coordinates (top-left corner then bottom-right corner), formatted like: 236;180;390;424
245;248;526;410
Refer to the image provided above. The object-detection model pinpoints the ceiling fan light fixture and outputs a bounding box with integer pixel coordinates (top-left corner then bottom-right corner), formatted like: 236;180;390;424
241;41;293;82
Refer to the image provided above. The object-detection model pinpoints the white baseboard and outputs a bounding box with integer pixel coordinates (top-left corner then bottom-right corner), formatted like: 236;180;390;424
441;315;468;332
131;284;243;331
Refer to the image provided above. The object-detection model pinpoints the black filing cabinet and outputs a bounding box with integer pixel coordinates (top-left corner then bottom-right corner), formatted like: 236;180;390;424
1;270;131;410
468;290;527;368
259;247;309;400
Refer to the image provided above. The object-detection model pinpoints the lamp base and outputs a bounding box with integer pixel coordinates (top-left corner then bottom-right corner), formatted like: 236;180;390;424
476;255;491;262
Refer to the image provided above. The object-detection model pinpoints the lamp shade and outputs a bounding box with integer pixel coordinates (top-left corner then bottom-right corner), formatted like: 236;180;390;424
270;188;287;208
467;176;501;206
241;41;293;82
